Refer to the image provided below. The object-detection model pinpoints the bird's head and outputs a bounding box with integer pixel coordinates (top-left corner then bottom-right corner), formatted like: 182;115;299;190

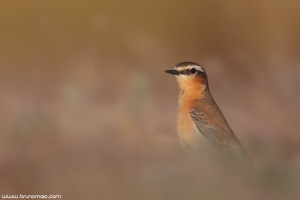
165;62;208;93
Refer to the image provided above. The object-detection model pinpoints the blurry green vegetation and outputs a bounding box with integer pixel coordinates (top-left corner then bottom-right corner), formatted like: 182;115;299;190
0;1;300;199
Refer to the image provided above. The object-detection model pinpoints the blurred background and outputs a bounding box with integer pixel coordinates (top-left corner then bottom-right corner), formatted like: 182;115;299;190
0;1;300;199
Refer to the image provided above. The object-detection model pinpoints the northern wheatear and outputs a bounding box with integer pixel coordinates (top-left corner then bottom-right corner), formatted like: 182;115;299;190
165;61;253;167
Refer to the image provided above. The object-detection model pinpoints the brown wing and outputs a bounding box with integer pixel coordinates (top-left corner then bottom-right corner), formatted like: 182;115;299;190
189;109;253;168
189;109;241;146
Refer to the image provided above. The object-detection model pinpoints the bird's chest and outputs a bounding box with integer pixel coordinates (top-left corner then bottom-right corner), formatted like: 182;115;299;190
177;102;205;149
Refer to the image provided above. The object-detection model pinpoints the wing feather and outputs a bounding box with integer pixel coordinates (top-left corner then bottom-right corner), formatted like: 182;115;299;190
189;109;253;168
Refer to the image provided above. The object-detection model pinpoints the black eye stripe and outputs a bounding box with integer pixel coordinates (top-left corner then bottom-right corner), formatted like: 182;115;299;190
184;68;197;75
184;69;191;74
178;70;187;75
178;68;204;75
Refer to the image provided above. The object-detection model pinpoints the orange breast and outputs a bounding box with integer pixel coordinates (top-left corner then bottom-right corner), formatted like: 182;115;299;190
177;96;205;150
175;75;208;150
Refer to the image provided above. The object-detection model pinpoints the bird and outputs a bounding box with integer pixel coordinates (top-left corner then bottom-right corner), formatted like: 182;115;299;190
165;61;253;168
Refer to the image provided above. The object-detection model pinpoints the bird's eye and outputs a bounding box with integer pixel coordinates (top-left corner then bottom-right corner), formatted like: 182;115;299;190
189;68;197;74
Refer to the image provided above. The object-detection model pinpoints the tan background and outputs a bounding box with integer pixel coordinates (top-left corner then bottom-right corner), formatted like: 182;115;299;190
0;1;300;199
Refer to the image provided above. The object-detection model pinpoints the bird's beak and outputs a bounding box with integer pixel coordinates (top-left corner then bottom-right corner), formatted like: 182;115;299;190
165;69;179;75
